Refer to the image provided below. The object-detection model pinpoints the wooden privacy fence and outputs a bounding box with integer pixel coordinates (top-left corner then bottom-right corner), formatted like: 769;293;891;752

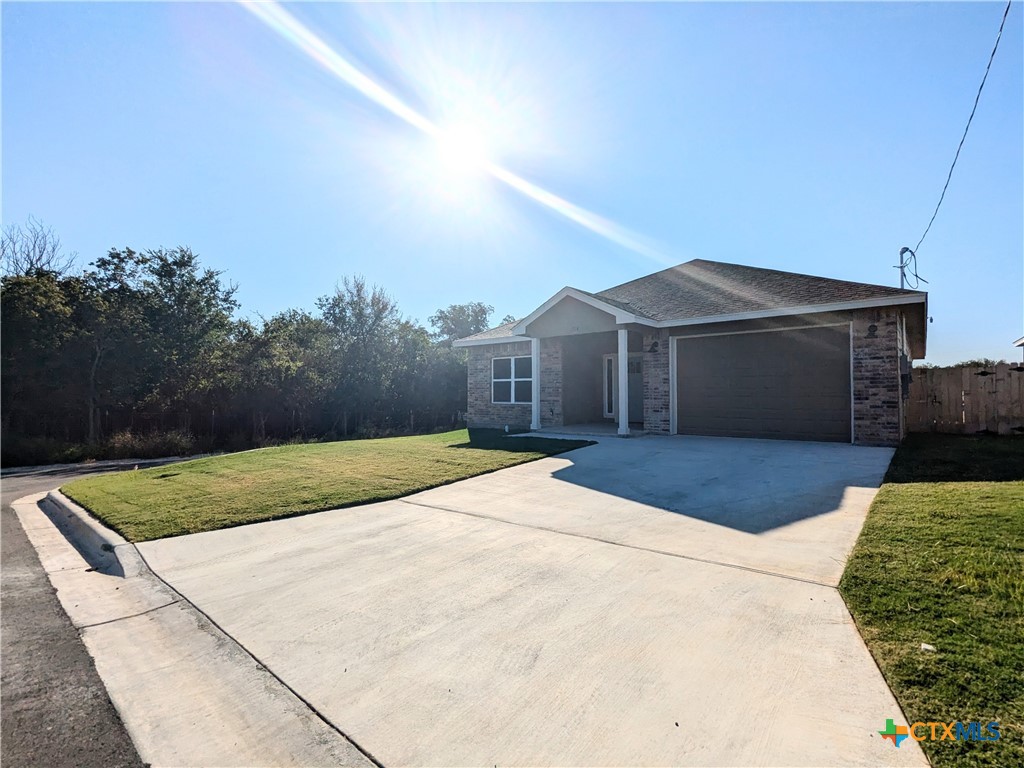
908;363;1024;435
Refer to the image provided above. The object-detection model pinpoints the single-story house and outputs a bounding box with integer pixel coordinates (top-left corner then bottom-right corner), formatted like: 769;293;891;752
453;259;928;447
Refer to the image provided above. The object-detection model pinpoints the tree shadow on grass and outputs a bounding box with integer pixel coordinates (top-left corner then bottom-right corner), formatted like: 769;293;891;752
885;434;1024;483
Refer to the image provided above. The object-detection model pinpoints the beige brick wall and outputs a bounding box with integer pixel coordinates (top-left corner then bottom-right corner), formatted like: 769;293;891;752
851;307;904;446
465;339;564;430
539;338;563;427
466;341;532;430
642;329;671;434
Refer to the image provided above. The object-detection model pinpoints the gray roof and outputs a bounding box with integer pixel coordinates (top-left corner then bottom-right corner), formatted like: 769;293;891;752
574;289;644;317
595;259;922;322
458;259;924;342
458;319;521;342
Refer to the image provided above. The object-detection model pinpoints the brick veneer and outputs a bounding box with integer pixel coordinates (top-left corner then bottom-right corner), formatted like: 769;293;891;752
539;338;564;427
466;341;532;430
643;329;671;433
467;307;910;445
851;307;904;446
466;339;564;430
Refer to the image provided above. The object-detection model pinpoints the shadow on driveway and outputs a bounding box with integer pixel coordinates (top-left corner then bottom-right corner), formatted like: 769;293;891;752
547;435;894;534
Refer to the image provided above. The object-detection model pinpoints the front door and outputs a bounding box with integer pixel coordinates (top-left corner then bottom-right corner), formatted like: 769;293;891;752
603;354;644;424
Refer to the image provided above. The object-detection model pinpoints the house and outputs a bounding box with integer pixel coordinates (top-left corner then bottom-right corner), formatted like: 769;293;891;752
453;259;928;446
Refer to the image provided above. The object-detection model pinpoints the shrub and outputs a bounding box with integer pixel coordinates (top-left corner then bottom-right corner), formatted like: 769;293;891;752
1;435;92;467
1;429;199;467
104;429;197;459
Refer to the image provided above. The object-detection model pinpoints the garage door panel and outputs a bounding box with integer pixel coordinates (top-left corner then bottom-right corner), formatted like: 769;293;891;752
676;326;851;442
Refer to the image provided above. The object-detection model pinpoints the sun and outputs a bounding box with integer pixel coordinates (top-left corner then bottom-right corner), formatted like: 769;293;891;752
433;121;492;176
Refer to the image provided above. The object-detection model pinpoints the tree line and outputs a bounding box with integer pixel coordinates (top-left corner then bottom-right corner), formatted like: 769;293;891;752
1;219;502;466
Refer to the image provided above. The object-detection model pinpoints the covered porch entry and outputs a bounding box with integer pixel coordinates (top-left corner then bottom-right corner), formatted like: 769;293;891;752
520;290;647;436
559;330;644;433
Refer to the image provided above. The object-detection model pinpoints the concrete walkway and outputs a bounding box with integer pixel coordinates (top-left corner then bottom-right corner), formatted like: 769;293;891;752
138;436;927;767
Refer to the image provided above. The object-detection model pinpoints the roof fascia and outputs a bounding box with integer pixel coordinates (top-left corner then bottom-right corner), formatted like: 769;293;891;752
452;334;531;348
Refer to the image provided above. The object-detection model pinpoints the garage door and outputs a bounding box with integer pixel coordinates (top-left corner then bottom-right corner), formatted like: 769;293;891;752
675;325;851;442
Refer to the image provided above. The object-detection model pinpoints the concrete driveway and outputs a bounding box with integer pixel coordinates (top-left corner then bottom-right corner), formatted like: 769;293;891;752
139;435;926;766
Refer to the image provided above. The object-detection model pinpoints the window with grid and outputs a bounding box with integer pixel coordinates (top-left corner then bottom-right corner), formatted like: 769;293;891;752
492;356;533;404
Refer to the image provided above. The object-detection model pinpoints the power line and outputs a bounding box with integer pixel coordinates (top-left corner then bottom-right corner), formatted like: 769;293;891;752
912;0;1013;254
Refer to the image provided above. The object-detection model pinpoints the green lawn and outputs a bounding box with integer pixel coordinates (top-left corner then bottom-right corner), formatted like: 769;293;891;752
62;430;591;542
840;434;1024;768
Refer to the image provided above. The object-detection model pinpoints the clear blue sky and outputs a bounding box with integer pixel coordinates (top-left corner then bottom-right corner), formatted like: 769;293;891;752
3;1;1021;364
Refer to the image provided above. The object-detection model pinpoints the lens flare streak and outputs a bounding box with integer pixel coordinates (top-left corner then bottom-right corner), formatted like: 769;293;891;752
239;0;668;264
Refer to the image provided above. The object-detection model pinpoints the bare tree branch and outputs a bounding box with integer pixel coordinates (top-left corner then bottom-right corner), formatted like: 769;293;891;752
1;216;77;276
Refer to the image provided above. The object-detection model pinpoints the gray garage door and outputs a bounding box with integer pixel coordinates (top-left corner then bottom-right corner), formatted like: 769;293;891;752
676;325;851;442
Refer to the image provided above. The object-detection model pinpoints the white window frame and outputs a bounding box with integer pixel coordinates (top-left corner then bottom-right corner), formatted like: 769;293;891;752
491;356;533;405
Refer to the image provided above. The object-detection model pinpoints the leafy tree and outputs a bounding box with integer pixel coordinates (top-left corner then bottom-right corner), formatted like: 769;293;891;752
265;309;333;436
74;249;152;443
0;271;77;436
951;358;1008;368
226;310;333;443
917;358;1010;369
428;302;493;345
140;247;238;429
1;227;496;465
318;277;402;435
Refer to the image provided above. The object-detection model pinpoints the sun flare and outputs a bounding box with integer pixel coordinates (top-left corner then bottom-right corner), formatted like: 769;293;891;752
240;0;669;262
433;122;492;176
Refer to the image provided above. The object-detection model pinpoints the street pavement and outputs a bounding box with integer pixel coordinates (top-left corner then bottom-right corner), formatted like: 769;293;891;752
1;461;156;768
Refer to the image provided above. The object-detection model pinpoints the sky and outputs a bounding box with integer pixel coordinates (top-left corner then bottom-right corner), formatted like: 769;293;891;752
3;1;1021;364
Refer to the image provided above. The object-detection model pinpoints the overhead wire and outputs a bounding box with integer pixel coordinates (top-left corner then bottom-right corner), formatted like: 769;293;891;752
899;0;1013;288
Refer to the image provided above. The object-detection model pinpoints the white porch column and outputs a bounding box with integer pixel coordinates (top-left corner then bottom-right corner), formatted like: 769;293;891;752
530;337;541;430
617;328;629;436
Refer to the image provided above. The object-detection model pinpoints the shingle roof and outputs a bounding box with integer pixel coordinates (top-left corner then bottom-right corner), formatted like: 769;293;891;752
594;259;923;322
457;319;522;343
575;289;654;319
457;259;925;342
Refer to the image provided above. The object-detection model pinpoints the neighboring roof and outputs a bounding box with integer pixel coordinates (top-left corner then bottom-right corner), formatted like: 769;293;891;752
594;259;923;323
456;320;523;344
454;258;927;346
1014;336;1024;347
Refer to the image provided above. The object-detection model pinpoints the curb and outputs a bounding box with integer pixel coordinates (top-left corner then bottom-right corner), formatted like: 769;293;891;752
19;490;379;768
42;490;143;578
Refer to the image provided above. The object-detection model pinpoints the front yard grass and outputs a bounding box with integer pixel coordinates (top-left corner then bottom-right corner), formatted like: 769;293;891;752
840;434;1023;768
61;429;591;542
